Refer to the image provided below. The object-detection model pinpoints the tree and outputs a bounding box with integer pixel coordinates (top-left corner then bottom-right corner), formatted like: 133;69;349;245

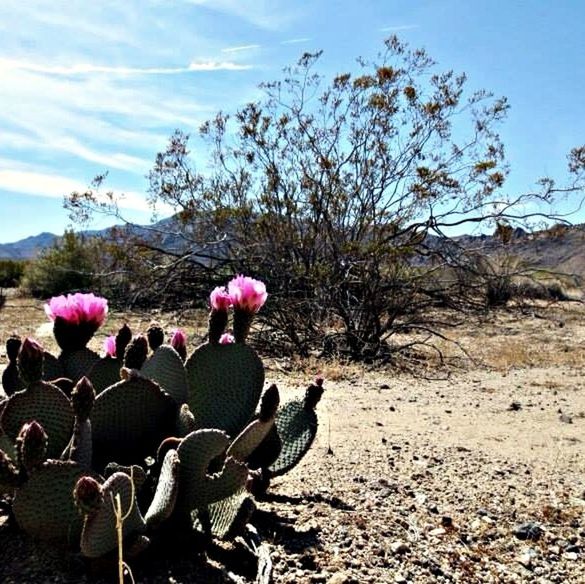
22;231;100;298
66;37;585;359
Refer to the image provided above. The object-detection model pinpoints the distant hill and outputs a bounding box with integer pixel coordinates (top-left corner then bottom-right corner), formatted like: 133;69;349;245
0;232;58;259
2;221;585;282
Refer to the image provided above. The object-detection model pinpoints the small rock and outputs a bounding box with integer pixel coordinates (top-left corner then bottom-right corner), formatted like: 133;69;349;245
390;540;410;554
517;548;537;569
441;516;453;528
508;401;522;411
559;413;573;424
394;573;408;583
565;551;579;561
429;527;446;537
327;573;350;584
514;522;543;541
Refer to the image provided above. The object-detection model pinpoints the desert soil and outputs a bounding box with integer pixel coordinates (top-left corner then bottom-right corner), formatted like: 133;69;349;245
0;295;584;583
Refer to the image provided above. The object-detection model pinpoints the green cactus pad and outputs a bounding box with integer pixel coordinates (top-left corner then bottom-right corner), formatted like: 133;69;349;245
59;348;100;384
246;425;282;471
42;351;64;382
269;399;318;477
141;345;188;405
145;448;180;529
192;489;255;539
13;460;97;544
103;463;147;493
2;362;24;396
91;375;177;470
87;357;122;394
185;343;264;437
227;417;276;463
79;472;146;558
1;381;74;459
176;429;248;513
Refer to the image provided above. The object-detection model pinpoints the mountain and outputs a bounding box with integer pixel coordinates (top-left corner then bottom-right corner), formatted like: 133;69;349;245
2;221;585;283
0;232;58;259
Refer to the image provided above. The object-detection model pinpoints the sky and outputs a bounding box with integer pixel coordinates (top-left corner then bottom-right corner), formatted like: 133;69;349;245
0;0;583;243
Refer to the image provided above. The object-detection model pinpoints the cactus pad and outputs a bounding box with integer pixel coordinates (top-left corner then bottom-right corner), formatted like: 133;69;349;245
144;448;180;529
269;399;318;477
87;357;122;394
141;345;188;405
91;375;177;470
1;381;74;459
176;429;248;513
192;489;255;539
59;348;100;384
42;351;64;382
13;460;97;543
185;343;264;437
79;471;146;558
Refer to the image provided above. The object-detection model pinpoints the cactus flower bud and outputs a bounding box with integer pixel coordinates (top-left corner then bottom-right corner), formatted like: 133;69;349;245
228;275;267;314
209;287;232;311
219;333;235;345
103;335;116;358
170;328;187;361
228;275;267;342
71;376;95;421
209;288;231;344
259;384;280;422
74;475;104;515
17;337;44;384
124;335;149;369
45;293;108;352
16;421;48;473
6;335;21;362
147;323;165;351
115;323;132;360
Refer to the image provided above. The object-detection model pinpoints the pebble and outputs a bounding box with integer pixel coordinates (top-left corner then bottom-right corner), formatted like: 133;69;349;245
514;522;543;541
390;540;410;554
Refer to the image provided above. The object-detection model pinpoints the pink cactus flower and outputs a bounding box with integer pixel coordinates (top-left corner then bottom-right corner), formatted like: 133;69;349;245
209;286;232;311
45;293;108;328
103;335;116;358
227;275;267;313
219;333;235;345
170;328;187;351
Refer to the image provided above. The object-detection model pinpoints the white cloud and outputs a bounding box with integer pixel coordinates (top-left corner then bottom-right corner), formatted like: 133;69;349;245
0;169;150;212
0;57;252;76
280;37;311;45
221;44;261;53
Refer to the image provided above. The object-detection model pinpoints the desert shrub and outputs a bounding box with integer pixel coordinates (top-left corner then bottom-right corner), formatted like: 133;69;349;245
21;231;99;298
0;259;27;287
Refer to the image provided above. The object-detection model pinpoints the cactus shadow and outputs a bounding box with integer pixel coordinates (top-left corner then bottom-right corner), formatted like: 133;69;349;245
253;508;321;553
261;491;355;511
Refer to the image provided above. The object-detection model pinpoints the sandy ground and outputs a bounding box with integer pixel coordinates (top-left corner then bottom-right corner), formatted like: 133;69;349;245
1;296;584;583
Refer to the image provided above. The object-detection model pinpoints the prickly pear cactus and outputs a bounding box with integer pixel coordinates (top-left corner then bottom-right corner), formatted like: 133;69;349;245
1;380;74;459
14;459;97;543
186;343;264;437
0;279;325;575
76;472;147;558
269;381;324;477
142;344;189;405
91;373;178;471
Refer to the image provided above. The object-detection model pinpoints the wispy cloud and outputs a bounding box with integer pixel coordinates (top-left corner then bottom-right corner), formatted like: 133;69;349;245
0;57;253;76
280;37;311;45
0;168;150;212
221;44;261;53
379;24;419;32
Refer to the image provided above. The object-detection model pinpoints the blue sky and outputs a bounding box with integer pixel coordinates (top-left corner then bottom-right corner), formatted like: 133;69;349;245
0;0;583;243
